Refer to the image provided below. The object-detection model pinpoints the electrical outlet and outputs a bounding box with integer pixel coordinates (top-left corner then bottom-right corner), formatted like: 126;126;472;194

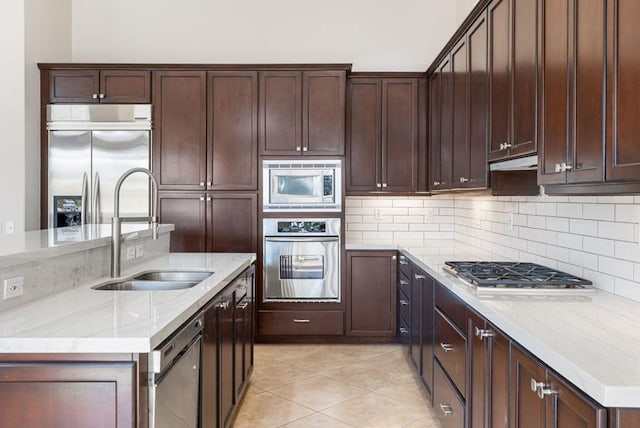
135;244;144;258
374;208;383;221
3;277;23;300
4;220;14;235
126;246;136;260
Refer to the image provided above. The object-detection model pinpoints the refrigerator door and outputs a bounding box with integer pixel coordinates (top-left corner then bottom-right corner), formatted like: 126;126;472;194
48;130;92;228
92;130;150;223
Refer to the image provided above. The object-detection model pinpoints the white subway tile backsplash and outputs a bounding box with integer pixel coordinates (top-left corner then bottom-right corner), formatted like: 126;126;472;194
346;194;640;301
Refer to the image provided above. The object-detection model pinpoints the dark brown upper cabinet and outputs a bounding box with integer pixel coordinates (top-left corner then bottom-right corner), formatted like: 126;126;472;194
48;69;151;104
347;77;422;193
538;0;606;186
153;71;258;191
153;71;208;191
487;0;537;162
430;58;454;191
606;0;640;182
259;70;345;156
207;71;258;190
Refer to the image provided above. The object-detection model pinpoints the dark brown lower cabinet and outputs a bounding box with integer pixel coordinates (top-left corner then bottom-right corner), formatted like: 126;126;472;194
159;192;257;253
434;360;466;427
234;266;255;400
0;361;136;428
420;268;434;398
201;297;220;428
512;346;606;428
219;286;235;427
346;251;397;337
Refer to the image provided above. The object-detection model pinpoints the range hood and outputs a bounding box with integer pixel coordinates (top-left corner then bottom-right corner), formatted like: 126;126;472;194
489;155;538;171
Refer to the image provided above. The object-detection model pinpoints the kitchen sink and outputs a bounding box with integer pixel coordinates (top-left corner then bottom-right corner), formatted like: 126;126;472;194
92;270;214;291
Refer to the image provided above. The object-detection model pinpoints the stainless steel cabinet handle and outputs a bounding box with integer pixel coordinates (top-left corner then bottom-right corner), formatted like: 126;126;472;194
376;183;382;188
439;403;454;416
538;385;558;399
217;301;229;309
555;163;562;173
237;302;249;309
399;299;409;306
200;182;205;186
293;319;310;323
474;327;494;340
206;197;212;202
433;181;441;186
200;196;205;201
415;273;426;280
399;260;408;266
296;146;301;152
440;342;454;352
399;279;409;285
302;147;308;152
382;183;388;188
560;162;573;172
500;142;512;150
399;327;408;335
206;182;212;186
392;255;397;260
92;93;98;99
460;177;469;183
98;93;105;99
531;378;545;393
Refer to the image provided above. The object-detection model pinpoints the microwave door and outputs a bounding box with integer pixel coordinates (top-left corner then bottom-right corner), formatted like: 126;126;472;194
92;130;150;223
48;130;92;228
270;172;322;204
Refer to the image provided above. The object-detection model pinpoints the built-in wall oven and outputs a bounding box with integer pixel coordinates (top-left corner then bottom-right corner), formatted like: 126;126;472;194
263;218;340;302
262;159;342;212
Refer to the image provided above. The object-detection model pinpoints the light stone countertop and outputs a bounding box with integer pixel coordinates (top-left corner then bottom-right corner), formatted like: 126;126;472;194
346;241;640;408
0;252;255;354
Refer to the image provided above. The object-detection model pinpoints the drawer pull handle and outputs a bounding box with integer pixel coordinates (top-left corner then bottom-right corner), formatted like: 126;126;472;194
440;342;454;352
399;327;409;335
293;319;310;323
474;327;495;340
399;260;408;265
399;299;409;306
414;273;426;280
399;279;409;285
237;302;248;309
216;301;229;310
439;403;454;416
530;378;545;393
538;385;558;399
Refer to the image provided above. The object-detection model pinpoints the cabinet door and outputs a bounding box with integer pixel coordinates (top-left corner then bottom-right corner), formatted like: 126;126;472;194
606;0;640;181
346;251;397;336
259;71;302;155
548;372;607;428
49;70;100;103
467;12;489;188
451;38;469;189
100;70;151;104
206;193;257;253
489;324;510;428
429;71;442;190
243;268;255;382
346;78;382;192
469;311;488;428
219;290;235;427
420;271;434;397
153;71;207;190
235;294;247;399
201;300;219;428
538;0;570;185
510;0;538;157
382;78;419;192
158;192;206;252
511;346;547;428
434;361;466;428
488;0;511;161
410;268;423;371
439;58;454;190
207;71;258;190
303;70;346;155
0;362;135;428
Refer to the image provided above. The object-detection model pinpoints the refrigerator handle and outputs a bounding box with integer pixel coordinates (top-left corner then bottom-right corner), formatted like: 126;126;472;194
81;172;89;225
92;172;100;224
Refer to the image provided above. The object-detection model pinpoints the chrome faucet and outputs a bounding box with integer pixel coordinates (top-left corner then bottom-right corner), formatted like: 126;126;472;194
111;167;159;278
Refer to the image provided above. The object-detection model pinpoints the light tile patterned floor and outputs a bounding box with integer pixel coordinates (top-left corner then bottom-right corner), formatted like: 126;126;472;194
232;344;442;428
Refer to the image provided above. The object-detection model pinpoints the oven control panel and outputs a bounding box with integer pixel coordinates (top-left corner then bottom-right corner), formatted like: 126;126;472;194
277;221;326;233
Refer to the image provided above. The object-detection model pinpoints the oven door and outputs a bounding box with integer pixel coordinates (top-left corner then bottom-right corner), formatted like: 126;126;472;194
264;236;340;302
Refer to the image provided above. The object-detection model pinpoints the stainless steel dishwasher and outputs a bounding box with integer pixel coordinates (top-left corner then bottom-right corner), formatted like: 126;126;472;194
148;314;204;428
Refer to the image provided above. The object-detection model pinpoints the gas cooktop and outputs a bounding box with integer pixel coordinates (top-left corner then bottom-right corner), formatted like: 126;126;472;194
443;261;595;294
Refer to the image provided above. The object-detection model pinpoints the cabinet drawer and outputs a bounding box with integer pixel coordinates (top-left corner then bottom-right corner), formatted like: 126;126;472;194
398;253;411;278
258;310;343;336
398;289;410;325
433;361;465;428
434;309;467;396
398;270;411;297
435;283;467;333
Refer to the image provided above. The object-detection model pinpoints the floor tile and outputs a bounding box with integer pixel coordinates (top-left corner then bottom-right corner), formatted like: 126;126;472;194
280;412;354;427
270;374;367;411
232;391;314;428
250;360;316;391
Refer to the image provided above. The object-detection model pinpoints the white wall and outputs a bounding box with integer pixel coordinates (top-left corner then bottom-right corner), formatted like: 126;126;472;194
71;0;458;71
456;0;479;25
24;0;72;230
0;1;26;234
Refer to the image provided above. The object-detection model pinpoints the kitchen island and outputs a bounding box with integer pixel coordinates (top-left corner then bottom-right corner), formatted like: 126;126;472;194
0;225;256;428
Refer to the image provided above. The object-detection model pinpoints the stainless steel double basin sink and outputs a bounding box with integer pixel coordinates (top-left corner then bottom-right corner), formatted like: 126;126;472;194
93;270;214;291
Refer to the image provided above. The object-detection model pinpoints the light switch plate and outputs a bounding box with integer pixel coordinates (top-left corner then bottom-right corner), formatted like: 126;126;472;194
3;276;23;299
126;246;136;260
135;244;144;258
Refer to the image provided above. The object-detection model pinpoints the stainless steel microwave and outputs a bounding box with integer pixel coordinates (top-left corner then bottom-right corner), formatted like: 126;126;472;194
262;160;342;212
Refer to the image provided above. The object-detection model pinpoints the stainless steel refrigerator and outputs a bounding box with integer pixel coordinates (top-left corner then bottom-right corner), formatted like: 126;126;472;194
46;104;152;228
